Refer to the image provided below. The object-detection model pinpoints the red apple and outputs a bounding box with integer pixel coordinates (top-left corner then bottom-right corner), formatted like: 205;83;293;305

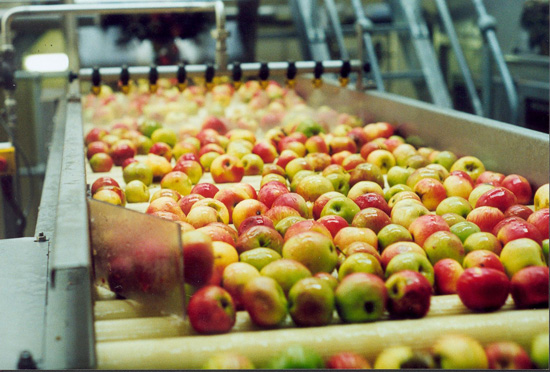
326;352;371;369
198;143;225;158
252;140;279;163
258;181;289;208
272;192;309;218
317;215;349;238
354;192;391;215
351;207;391;234
504;204;534;220
89;152;114;172
456;267;510;311
237;215;275;235
210;154;245;183
86;140;109;160
510;265;549;309
475;187;518;212
109;139;137;166
408;214;450;248
284;220;332;242
485;341;533;369
527;208;549;239
462;250;505;272
201;115;228;134
475;171;505;187
214;188;250;224
182;230;215;286
196;224;236;247
501;174;533;205
235;225;284;255
191;183;220;199
380;241;426;270
466;206;505;233
385;270;432;319
85;127;108;145
494;217;544;246
187;285;236;334
149;142;172;162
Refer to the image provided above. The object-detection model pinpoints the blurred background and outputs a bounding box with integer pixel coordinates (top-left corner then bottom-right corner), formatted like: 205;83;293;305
0;0;548;238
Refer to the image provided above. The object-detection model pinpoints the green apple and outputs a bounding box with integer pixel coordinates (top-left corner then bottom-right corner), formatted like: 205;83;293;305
393;143;417;166
531;332;549;369
124;180;150;203
423;230;465;266
324;172;351;195
239;248;282;271
450;156;486;182
435;196;473;218
295;174;335;203
139;119;163;138
264;345;325;369
285;158;313;182
449;221;481;243
542;239;549;261
431;150;457;171
384;184;413;202
289;170;316;192
275;215;306;237
384;252;434;286
441;212;467;227
500;238;546;278
338;252;384;280
377;223;413;251
295;118;325;138
320;195;360;224
288;277;334;327
199;151;220;172
241;153;264;176
151;127;177;147
160;171;193;196
390;200;430;229
406;167;443;189
432;334;488;369
335;272;387;323
463;232;502;255
123;161;154;186
260;258;312;296
386;165;415;187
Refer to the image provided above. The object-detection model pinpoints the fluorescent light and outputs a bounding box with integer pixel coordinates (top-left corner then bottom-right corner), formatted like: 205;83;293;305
23;53;69;72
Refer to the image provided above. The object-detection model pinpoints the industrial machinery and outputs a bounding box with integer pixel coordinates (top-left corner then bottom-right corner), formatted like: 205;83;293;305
0;1;548;369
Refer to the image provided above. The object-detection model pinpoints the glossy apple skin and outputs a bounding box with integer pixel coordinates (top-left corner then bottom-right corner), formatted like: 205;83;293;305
466;206;505;233
335;272;387;323
317;215;349;239
433;258;464;295
237;215;274;235
476;186;518;212
258;181;289;209
284;220;332;241
89;152;114;172
242;276;288;328
432;334;488;369
354;192;391;215
178;194;204;215
312;191;344;220
110;140;137;166
408;214;450;248
326;352;371;369
351;207;391;234
501;174;533;205
91;176;120;195
495;217;544;246
187;285;236;334
235;225;284;255
288;277;335;327
462;250;505;272
456;267;510;312
380;241;425;270
527;208;549;239
475;170;505;187
385;270;432;319
210;154;245;183
510;266;549;309
272;192;309;218
504;204;534;220
485;341;533;369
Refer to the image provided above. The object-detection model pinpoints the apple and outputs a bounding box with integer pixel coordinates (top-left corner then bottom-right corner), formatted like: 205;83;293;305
178;194;204;216
172;160;203;184
335;272;386;323
475;186;518;212
534;183;549;211
433;258;464;295
180;229;215;287
282;231;338;274
275;149;299;170
348;181;385;201
347;127;369;150
305;135;329;154
191;198;230;225
341;153;365;172
89;152;113;172
260;258;312;296
210;154;245;183
214;188;250;224
148;141;172;162
121;157;138;170
450;155;486;182
90;176;120;195
305;152;332;172
354;192;391;215
264;344;325;369
93;188;124;206
366;149;395;174
320;195;360;224
242;276;288;328
408;214;450;247
456;267;510;311
202;352;255;369
423;230;465;266
289;170;315;192
449;221;481;243
239;247;281;272
240;153;264;176
531;333;550;369
432;334;488;369
237;215;274;235
231;199;268;231
329;136;357;155
377;223;413;251
527;208;549;238
462;250;505;272
85;127;108;145
475;170;505;186
295;174;335;203
150;189;182;203
252;140;278;163
374;346;434;369
272;192;309;218
443;174;474;199
312;191;344;220
510;265;549;309
349;162;384;188
191;183;219;199
321;163;347;177
386;165;415;187
146;196;185;220
227;139;253;159
384;184;413;202
124;180;150;203
317;215;349;238
385;251;434;286
258;181;289;209
406;167;444;190
430;150;457;171
501;174;533;204
468;183;495;207
233;182;258;200
160;171;193;197
143;153;173;180
504;203;534;219
172;141;198;161
222;261;261;310
262;163;286;178
109;139;137;166
265;206;301;227
466;206;505;233
360;140;384;159
393;143;417;166
463;231;502;255
208;241;239;286
485;341;533;370
123;161;154;186
495;217;544;246
86;140;108;160
324;172;351;195
390;199;430;229
150;127;177;147
186;206;222;228
284;220;332;242
338;252;384;280
288;277;335;327
351;207;391;233
187;285;236;334
235;225;284;255
363;121;395;140
344;241;381;262
274;215;306;237
385;270;432;319
334;226;378;253
326;352;371;369
500;238;546;278
441;212;467;227
435;196;472;218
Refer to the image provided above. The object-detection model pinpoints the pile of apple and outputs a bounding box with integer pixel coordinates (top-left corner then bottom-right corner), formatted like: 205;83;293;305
85;79;549;338
201;332;549;369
